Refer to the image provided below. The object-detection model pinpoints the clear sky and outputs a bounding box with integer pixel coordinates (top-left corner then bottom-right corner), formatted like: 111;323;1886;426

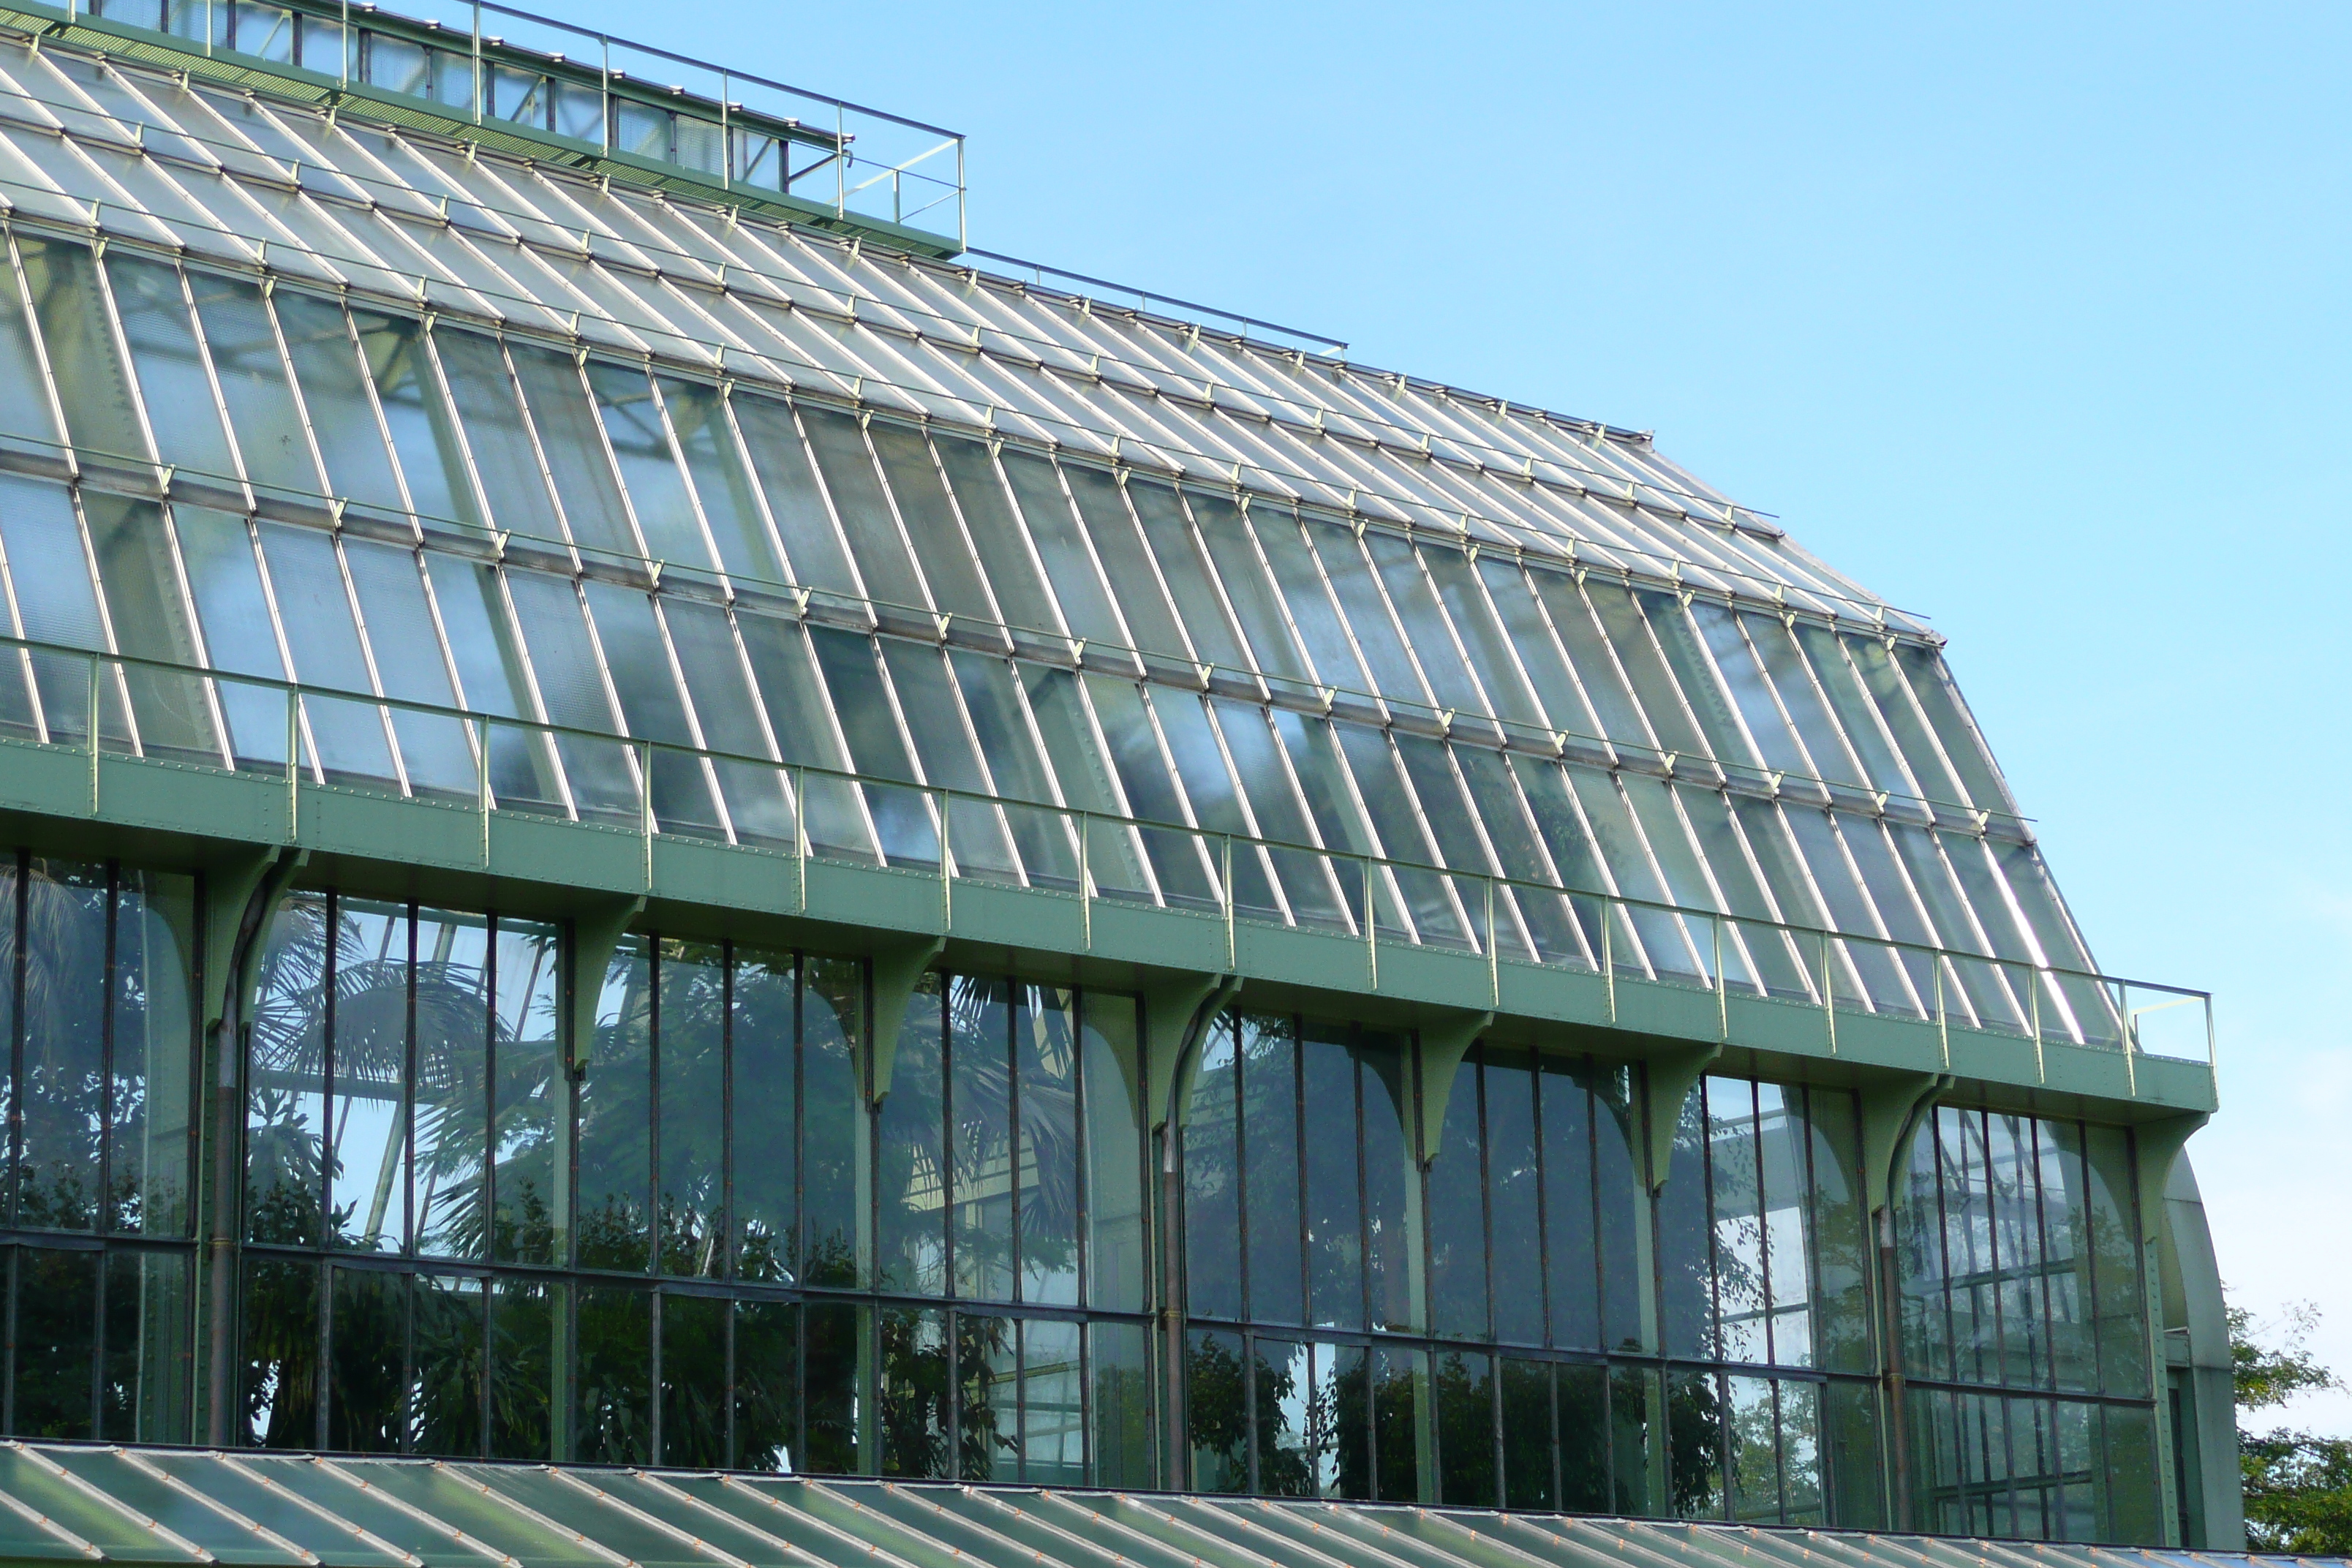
553;0;2352;1427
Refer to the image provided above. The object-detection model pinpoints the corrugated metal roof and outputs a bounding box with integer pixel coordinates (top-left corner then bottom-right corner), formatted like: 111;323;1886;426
0;1447;2321;1568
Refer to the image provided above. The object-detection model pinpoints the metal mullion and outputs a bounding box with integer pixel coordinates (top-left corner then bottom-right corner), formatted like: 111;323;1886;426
974;440;1076;641
1194;698;1294;928
641;372;739;579
555;573;655;824
1509;559;1621;762
1326;525;1446;715
408;321;499;537
1436;742;1545;959
1625;589;1739;772
1659;780;1769;993
1234;699;1357;936
712;389;804;591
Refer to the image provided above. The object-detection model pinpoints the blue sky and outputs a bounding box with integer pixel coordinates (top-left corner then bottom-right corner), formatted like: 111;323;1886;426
557;0;2352;1424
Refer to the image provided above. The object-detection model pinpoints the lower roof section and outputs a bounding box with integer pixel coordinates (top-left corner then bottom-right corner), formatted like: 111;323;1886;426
0;1445;2310;1568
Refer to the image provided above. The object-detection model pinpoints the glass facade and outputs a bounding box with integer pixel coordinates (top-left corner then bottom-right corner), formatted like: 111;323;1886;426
0;217;2118;1043
0;10;2213;1551
0;854;2163;1542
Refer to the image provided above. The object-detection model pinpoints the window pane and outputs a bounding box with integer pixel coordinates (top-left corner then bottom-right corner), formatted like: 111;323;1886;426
507;355;632;562
1300;1024;1362;1332
108;255;234;479
354;309;480;531
108;870;196;1236
276;292;403;513
326;900;407;1254
341;539;475;798
957;1312;1017;1481
103;1248;192;1444
802;1300;864;1474
1079;992;1145;1314
1090;1320;1155;1488
236;1254;312;1447
1187;1327;1247;1493
803;407;923;612
800;957;864;1288
246;890;326;1245
1017;986;1081;1307
1254;1336;1311;1496
492;919;561;1267
1182;1018;1241;1323
1427;1052;1487;1341
20;238;148;467
1485;1050;1543;1347
1435;1350;1496;1506
1240;1014;1303;1327
327;1265;405;1453
870;423;992;624
658;1292;726;1466
588;362;705;568
1360;1032;1416;1333
948;975;1012;1302
734;395;859;600
577;936;651;1271
733;1298;796;1471
1542;1060;1599;1351
660;377;780;582
188;268;319;497
569;1280;642;1462
438;331;562;543
876;972;944;1295
878;1305;949;1478
412;907;489;1259
731;948;795;1283
410;1273;484;1458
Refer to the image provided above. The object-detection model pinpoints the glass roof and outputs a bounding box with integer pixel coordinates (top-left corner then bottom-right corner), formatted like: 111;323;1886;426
0;16;2128;1036
0;1445;2317;1568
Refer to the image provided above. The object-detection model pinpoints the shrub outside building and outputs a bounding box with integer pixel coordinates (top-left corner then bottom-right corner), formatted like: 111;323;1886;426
0;1;2252;1564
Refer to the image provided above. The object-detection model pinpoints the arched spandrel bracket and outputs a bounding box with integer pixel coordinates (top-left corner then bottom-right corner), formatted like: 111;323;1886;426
1861;1071;1953;1216
867;935;945;1106
1145;973;1240;1134
200;845;304;1043
2133;1112;2207;1251
1640;1041;1722;1193
1413;1009;1493;1168
567;894;644;1072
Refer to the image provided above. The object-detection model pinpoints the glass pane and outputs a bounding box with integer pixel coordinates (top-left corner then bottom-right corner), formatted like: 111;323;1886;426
492;919;561;1267
188;268;319;497
802;1300;863;1473
275;292;404;513
410;1273;484;1458
878;1305;949;1478
730;947;796;1283
1435;1350;1496;1506
1081;991;1145;1314
802;407;923;613
948;975;1012;1302
411;907;489;1259
1300;1024;1362;1331
957;1312;1017;1481
1017;986;1081;1307
354;309;481;531
20;238;148;468
341;539;476;798
570;1281;643;1462
800;957;863;1288
1090;1319;1155;1488
0;240;62;454
870;423;993;624
327;1265;405;1453
733;1298;796;1471
581;583;720;837
20;862;110;1232
83;492;216;765
436;331;562;543
1241;1014;1303;1327
1000;451;1121;644
108;255;234;480
509;347;636;559
236;1254;312;1447
1186;1327;1247;1493
660;1292;727;1466
578;937;651;1270
734;394;860;600
938;437;1059;636
876;972;945;1294
588;361;706;568
1182;1017;1241;1323
257;524;396;788
0;472;125;748
102;1248;192;1443
326;900;407;1254
1427;1052;1487;1341
660;377;782;582
425;556;566;814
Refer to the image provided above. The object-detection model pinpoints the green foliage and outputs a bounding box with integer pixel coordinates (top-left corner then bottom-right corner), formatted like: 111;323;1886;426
2232;1300;2352;1554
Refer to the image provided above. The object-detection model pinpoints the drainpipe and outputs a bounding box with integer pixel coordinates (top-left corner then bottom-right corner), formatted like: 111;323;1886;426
206;846;305;1448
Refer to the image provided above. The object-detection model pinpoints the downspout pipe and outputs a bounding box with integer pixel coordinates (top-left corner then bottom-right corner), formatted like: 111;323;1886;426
1157;975;1240;1490
206;845;305;1447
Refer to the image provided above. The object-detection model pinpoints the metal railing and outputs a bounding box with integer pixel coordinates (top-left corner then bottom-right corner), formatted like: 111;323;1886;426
6;632;2214;1078
48;0;965;246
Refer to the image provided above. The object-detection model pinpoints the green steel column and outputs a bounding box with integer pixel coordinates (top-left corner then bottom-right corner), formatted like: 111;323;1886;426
2132;1112;2206;1547
1143;971;1240;1490
1857;1070;1950;1532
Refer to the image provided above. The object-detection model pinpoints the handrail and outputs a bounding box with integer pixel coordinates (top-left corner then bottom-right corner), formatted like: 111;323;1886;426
0;627;2214;1077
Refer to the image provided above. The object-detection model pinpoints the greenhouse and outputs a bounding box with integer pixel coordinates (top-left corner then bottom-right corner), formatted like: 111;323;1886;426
0;0;2247;1558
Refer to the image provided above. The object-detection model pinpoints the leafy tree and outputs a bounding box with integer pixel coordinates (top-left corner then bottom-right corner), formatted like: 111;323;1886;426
2233;1299;2352;1553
